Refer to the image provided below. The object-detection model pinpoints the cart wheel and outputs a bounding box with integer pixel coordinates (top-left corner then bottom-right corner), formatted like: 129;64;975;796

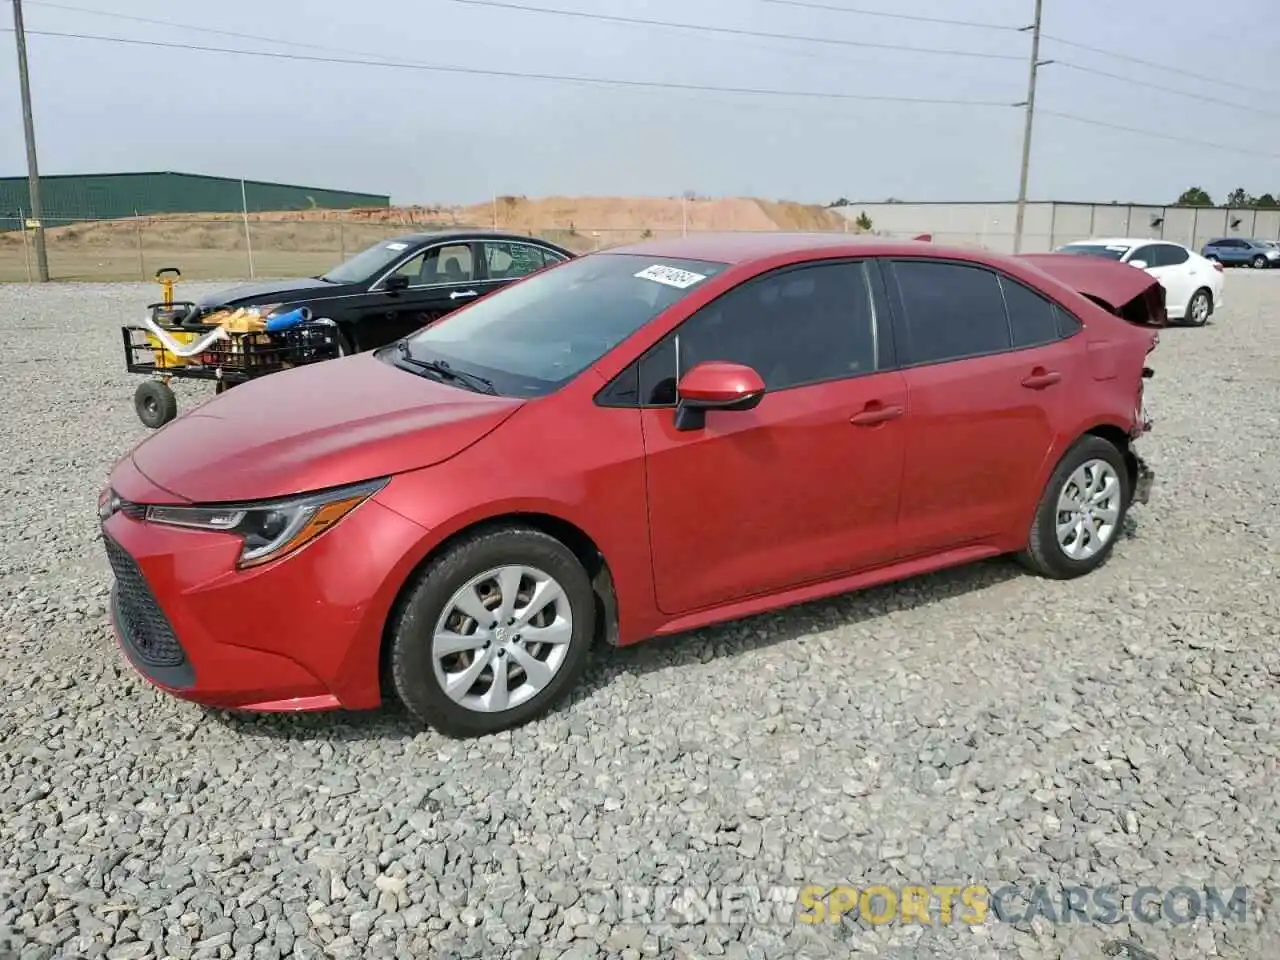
135;380;178;429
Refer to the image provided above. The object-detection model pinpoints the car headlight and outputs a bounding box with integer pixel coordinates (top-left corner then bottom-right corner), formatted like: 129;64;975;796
143;478;387;568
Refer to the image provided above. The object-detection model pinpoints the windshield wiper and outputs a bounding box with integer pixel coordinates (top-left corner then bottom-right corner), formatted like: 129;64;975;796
395;341;497;395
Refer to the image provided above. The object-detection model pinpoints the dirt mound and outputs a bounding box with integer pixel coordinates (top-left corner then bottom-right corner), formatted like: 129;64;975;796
457;195;846;233
0;196;850;260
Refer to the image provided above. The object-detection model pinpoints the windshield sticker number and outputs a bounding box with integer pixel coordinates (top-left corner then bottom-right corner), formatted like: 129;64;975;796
635;264;707;289
385;242;409;251
1105;245;1130;252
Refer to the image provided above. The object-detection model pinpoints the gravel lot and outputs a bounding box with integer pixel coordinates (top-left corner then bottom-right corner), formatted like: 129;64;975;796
1;274;1278;960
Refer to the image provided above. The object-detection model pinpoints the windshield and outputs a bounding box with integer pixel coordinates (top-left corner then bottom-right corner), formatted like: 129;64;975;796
321;238;417;284
399;253;728;397
1056;244;1130;261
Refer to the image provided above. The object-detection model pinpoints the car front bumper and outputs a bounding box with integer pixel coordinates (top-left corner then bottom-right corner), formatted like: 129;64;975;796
100;461;429;713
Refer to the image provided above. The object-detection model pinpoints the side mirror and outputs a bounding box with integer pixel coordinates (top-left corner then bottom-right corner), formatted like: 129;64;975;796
385;274;411;292
673;361;766;431
1128;259;1148;270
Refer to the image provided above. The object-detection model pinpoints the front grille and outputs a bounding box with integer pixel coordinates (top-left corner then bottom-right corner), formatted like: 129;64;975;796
103;535;186;669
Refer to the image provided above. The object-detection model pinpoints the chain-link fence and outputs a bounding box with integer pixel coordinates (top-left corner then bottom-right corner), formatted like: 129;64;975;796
0;213;859;283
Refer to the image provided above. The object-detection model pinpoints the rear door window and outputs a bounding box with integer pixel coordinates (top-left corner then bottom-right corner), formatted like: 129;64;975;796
887;260;1011;365
1152;244;1189;267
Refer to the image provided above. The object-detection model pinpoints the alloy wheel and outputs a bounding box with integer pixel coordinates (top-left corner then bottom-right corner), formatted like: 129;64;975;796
431;564;574;713
1190;292;1210;325
1056;459;1122;561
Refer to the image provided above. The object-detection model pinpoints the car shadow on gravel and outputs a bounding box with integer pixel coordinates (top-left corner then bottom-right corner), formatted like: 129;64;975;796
211;519;1142;741
580;556;1026;691
207;698;422;743
577;514;1141;705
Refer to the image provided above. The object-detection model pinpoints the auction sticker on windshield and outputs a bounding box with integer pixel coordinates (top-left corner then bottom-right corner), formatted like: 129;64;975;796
386;242;409;251
635;264;708;289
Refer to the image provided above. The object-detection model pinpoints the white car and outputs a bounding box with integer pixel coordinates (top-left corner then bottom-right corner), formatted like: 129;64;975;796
1054;237;1224;326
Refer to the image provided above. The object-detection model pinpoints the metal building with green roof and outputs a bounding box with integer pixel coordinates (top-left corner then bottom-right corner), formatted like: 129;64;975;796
0;171;390;228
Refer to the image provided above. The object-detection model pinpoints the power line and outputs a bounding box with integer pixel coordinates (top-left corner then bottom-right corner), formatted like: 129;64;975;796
22;0;405;61
1040;33;1271;98
31;0;1270;121
1052;61;1280;121
13;0;908;70
0;26;1019;106
756;0;1022;32
1042;110;1280;160
442;0;1026;61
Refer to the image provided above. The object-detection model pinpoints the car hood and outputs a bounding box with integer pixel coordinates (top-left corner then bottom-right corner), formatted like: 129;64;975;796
194;276;339;309
128;352;524;502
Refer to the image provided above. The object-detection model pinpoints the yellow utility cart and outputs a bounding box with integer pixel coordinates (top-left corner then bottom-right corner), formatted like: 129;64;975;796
121;268;343;429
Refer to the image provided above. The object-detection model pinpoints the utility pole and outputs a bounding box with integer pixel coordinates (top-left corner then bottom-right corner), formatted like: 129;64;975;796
1013;0;1051;255
12;0;50;281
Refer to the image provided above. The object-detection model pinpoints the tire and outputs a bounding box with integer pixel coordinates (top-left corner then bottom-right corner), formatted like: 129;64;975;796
1185;288;1212;327
1017;435;1132;580
389;525;596;737
333;326;355;357
134;380;178;429
1252;255;1268;269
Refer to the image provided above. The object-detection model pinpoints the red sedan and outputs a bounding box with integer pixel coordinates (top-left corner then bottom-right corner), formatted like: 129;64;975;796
100;234;1162;736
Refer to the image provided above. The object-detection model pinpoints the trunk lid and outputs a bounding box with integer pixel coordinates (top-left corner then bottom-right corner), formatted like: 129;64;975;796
1018;253;1169;327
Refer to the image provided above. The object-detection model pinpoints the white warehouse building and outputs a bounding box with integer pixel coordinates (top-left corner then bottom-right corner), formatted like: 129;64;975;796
829;201;1280;255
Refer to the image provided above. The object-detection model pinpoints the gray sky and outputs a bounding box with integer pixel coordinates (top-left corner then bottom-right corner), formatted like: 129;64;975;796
1;0;1275;206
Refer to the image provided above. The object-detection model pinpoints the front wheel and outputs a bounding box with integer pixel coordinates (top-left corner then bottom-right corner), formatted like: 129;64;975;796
1017;436;1132;580
389;525;596;737
134;380;178;429
1252;255;1268;269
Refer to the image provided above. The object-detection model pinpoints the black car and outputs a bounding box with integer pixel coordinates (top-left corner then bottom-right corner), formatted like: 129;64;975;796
176;231;576;353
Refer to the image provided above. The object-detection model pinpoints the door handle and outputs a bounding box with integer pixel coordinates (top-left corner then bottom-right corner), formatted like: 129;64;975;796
849;403;904;426
450;290;478;300
1021;369;1061;389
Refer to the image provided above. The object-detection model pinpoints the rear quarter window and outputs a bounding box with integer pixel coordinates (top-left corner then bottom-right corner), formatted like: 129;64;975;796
999;276;1060;348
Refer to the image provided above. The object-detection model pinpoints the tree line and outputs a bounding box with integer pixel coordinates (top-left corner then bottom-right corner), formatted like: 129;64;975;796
1174;187;1278;208
827;190;1279;210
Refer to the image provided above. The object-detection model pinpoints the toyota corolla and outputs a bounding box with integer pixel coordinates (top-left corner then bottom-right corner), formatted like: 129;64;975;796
100;234;1161;737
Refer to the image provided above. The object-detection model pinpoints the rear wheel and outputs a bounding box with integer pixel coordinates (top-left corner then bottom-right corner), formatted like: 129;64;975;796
134;380;178;429
1018;436;1132;580
389;525;596;737
1185;288;1211;326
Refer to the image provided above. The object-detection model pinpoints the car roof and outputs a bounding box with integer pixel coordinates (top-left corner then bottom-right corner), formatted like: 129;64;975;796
600;231;970;266
589;231;1162;315
387;229;571;247
1061;237;1183;248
